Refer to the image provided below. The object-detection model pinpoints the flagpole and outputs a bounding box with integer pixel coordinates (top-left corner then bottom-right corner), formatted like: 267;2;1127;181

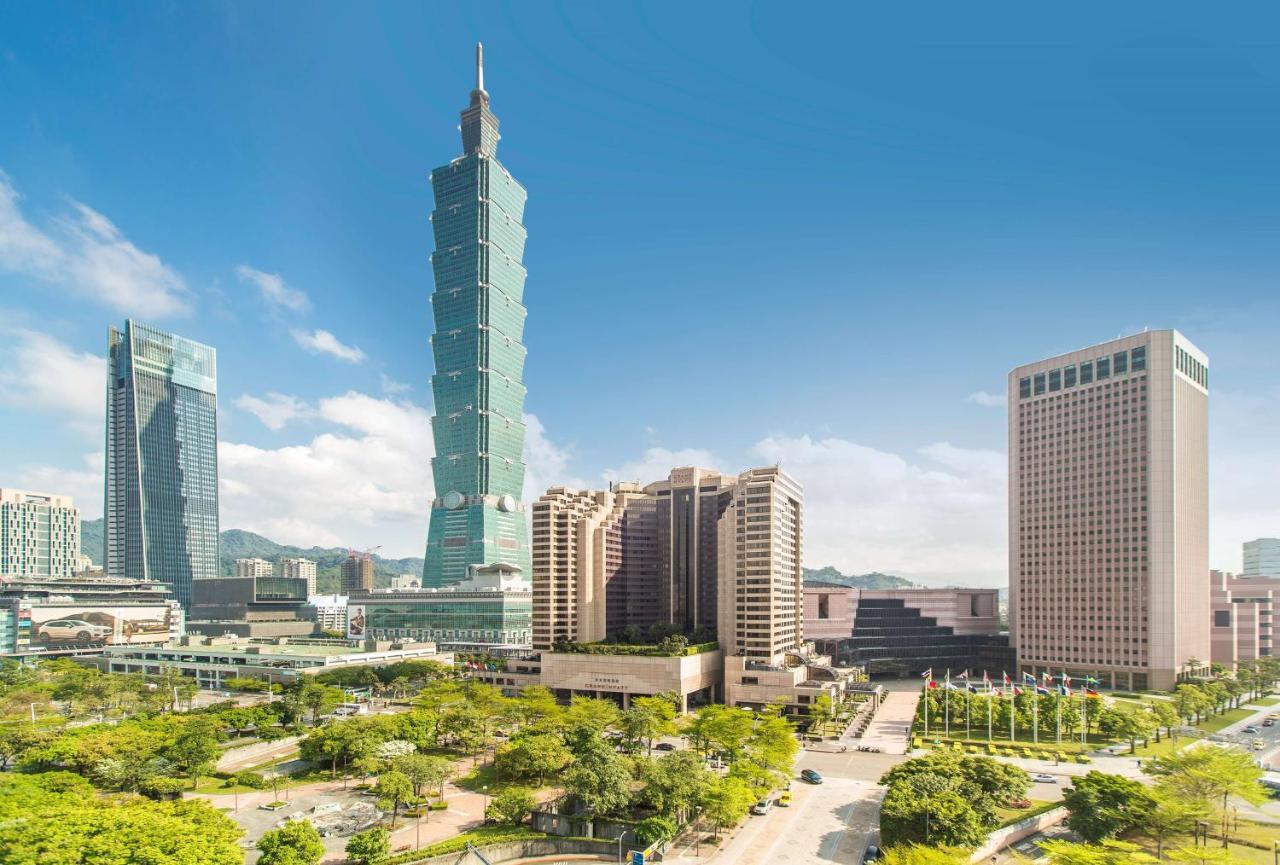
944;670;951;738
1033;674;1039;744
1056;676;1062;746
987;682;993;743
1008;676;1015;744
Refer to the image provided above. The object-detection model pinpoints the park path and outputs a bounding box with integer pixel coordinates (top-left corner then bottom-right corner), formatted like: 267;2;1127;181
854;692;918;755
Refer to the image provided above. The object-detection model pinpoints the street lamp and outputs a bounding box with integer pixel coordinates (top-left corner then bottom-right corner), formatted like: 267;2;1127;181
481;785;489;820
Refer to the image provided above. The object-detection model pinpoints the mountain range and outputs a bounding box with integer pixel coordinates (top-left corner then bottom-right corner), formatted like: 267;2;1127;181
79;519;421;593
80;519;924;595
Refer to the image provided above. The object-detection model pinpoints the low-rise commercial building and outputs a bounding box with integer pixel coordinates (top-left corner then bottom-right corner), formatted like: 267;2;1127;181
804;583;1013;677
1210;569;1278;668
0;575;183;657
350;581;532;646
187;575;315;639
89;637;451;689
306;594;350;633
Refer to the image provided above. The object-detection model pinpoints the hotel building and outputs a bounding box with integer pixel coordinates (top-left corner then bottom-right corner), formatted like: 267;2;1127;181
521;466;850;714
1209;569;1278;668
1009;331;1210;690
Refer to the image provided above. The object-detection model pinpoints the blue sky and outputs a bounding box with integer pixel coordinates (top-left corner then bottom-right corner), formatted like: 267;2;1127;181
2;3;1278;583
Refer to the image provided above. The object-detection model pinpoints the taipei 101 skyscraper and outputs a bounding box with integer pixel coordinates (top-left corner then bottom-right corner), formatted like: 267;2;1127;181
422;44;532;588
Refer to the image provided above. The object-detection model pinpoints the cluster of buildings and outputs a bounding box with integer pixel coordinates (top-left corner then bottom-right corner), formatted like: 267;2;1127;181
1;45;1274;708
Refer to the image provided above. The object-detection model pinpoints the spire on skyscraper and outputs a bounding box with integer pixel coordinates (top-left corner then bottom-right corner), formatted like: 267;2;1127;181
476;42;485;93
462;41;499;155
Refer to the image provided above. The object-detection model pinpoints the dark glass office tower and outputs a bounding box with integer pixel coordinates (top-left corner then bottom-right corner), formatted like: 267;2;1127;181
105;320;219;609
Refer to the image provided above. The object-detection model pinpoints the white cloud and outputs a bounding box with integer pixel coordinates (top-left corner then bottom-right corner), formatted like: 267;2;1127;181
380;373;412;395
752;433;1007;586
0;328;104;436
218;392;435;555
291;328;366;363
602;446;721;487
967;390;1006;408
236;265;309;313
0;172;190;317
235;392;310;431
14;452;105;519
523;413;587;501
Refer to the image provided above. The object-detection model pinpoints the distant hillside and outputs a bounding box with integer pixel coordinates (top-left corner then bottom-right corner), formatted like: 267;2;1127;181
81;518;105;566
802;566;915;589
79;519;422;593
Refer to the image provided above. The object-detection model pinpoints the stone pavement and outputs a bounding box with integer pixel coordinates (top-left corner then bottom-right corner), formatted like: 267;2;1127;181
853;691;918;755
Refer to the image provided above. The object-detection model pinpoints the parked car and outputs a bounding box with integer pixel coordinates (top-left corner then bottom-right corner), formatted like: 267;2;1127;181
1243;725;1260;734
654;742;676;752
35;619;111;642
1263;718;1275;727
778;792;793;807
750;797;774;816
863;845;881;862
801;769;824;785
1253;739;1266;751
1031;773;1058;784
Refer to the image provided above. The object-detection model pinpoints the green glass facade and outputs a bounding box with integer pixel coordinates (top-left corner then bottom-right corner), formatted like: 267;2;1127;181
106;320;219;609
357;593;532;645
423;48;531;587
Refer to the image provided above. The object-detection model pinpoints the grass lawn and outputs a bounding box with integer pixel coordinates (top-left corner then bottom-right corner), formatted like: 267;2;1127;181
457;761;498;792
1129;734;1195;759
995;799;1060;828
1247;695;1279;707
1198;707;1254;734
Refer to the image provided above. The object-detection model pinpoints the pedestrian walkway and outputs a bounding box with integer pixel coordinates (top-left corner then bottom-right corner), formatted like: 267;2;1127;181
853;692;918;755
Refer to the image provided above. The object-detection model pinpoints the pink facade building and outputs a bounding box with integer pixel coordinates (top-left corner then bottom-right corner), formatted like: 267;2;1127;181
1210;569;1278;668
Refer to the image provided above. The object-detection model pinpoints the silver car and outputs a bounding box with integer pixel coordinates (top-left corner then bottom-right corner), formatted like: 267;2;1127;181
37;619;111;642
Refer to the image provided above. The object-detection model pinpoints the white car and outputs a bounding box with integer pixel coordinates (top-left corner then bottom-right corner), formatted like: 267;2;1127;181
36;619;111;642
1031;773;1058;784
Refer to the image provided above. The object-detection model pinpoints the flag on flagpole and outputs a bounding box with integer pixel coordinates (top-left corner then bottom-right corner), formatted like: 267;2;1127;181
957;670;969;680
1085;687;1100;696
1023;672;1036;686
1059;683;1072;697
1036;684;1051;695
1002;671;1011;686
921;668;933;680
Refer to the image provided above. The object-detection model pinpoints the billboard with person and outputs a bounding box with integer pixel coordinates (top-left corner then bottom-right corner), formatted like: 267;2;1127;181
19;603;180;647
347;605;366;639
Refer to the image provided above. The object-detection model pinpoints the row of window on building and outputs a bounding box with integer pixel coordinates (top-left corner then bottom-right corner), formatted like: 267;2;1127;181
1019;346;1147;399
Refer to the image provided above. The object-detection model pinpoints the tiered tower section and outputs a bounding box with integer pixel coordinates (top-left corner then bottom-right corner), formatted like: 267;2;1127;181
423;44;531;587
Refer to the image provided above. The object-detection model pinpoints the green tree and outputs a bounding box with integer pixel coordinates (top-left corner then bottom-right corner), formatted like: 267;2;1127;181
563;736;633;817
345;826;390;864
880;784;984;848
392;752;444;796
1172;685;1208;725
1145;791;1212;860
701;775;756;837
563;696;623;753
1098;708;1154;753
374;769;414;827
1144;746;1267;848
164;719;221;788
495;733;571;785
622;695;679;756
487;786;537;825
1062;772;1156;842
297;682;345;726
881;846;972;865
0;772;243;865
807;693;835;735
1149;701;1180;743
1038;838;1157;864
633;816;677;848
257;819;324;865
639;750;713;820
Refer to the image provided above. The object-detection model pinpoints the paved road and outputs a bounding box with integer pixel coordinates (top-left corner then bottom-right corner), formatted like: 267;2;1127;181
674;776;882;865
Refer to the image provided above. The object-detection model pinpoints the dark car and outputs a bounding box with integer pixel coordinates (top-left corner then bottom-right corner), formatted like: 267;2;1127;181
863;845;881;862
801;769;823;784
654;742;676;752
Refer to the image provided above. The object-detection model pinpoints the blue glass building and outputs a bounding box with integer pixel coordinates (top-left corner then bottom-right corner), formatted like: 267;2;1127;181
105;320;219;609
422;45;531;587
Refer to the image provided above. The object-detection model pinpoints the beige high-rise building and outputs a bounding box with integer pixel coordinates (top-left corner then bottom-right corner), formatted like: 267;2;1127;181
280;557;318;595
342;552;375;595
0;489;80;579
525;466;842;715
1009;330;1210;690
234;557;273;578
